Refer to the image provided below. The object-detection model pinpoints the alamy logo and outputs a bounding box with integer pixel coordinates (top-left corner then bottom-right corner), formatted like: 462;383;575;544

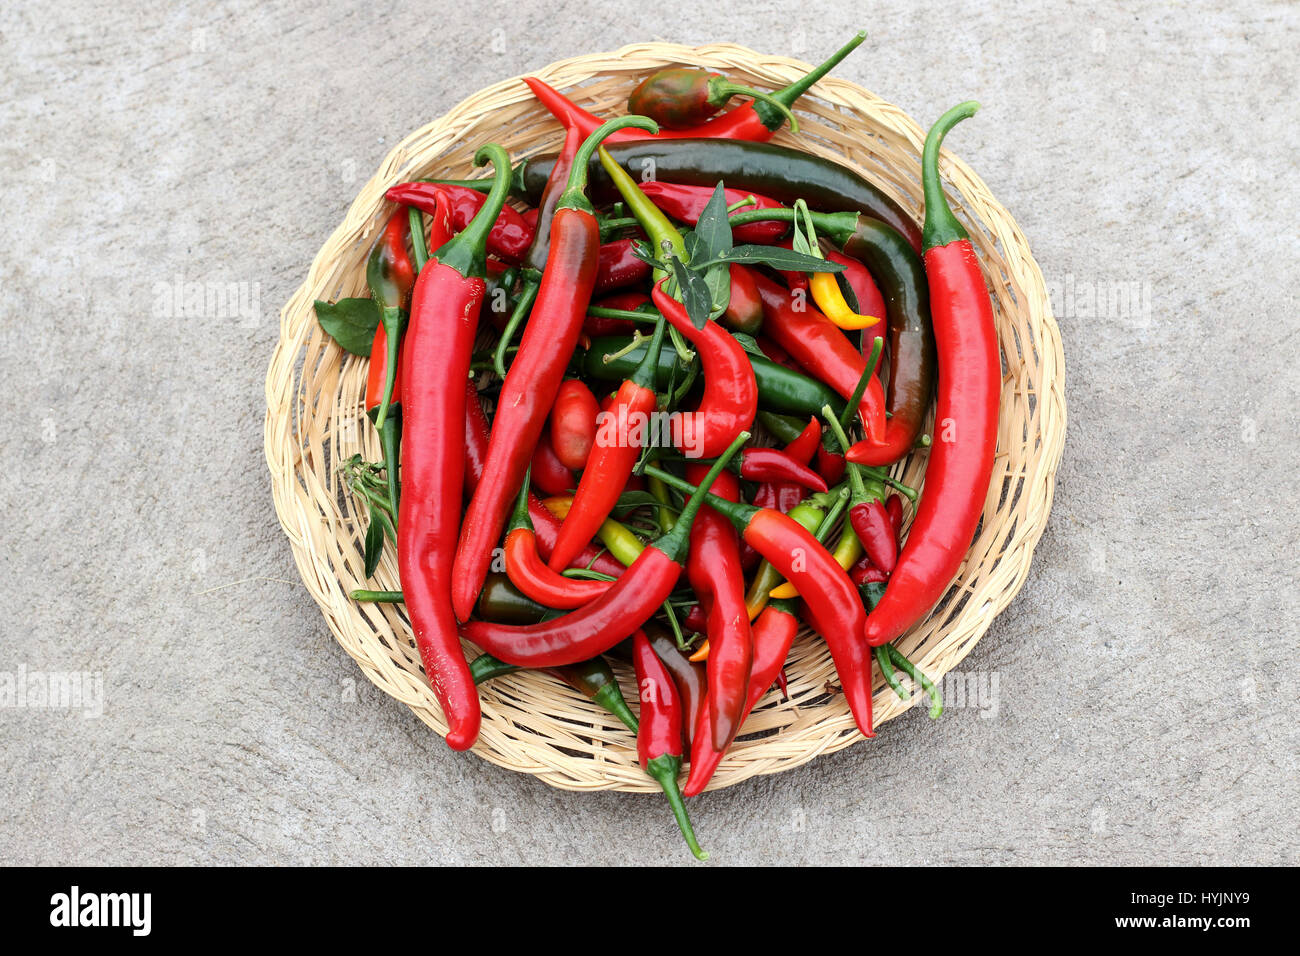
49;886;151;936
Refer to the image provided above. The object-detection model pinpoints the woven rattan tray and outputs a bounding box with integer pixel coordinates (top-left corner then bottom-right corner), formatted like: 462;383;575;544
264;42;1066;792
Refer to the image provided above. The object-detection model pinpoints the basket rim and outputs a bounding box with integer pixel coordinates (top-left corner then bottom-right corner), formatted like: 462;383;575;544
264;41;1066;792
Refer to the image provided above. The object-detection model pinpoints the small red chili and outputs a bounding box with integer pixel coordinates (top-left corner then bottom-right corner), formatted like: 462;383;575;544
386;181;534;265
550;379;600;471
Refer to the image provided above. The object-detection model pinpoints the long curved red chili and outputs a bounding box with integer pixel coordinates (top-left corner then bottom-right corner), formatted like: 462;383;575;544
386;182;533;265
683;463;752;751
646;625;707;751
862;102;1000;647
547;317;666;573
747;267;887;443
650;280;757;460
683;598;798;796
452;115;659;621
396;147;514;751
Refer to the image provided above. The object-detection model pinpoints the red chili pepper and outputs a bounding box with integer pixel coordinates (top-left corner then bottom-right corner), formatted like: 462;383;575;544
849;556;889;586
463;380;622;579
645;625;707;752
748;267;887;442
683;463;752;751
386;182;533;265
594;237;652;294
528;424;576;497
396;147;514;750
849;498;897;574
755;335;800;372
644;465;875;739
636;182;786;244
632;629;708;861
366;212;417;430
651;280;757;460
739;447;828;492
452;116;659;621
862;103;1000;648
721;263;764;335
682;604;708;634
817;442;846;486
683;598;798;796
460;433;748;667
885;494;904;536
547;319;666;572
550;379;600;471
503;478;611;610
523;32;863;144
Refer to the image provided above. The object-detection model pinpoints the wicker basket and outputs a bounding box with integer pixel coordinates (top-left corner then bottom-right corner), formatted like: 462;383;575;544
264;42;1066;792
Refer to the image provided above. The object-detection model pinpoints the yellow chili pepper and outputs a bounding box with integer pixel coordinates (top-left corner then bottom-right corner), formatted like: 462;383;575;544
809;271;880;330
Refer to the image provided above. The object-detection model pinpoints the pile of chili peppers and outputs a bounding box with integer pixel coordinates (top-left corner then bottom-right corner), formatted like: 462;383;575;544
315;34;1000;860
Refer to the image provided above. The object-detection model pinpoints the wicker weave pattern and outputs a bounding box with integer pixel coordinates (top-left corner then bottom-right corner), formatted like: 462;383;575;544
264;43;1066;792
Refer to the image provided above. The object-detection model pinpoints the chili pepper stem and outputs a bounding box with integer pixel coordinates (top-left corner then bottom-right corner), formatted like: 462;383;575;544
886;644;943;718
644;754;708;861
408;207;429;272
874;644;910;701
557;115;660;214
595;684;640;733
494;275;539;379
750;29;866;130
350;589;403;602
921;101;980;251
373;306;402;428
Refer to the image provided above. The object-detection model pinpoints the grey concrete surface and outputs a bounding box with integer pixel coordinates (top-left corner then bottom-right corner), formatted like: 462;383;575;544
2;0;1296;866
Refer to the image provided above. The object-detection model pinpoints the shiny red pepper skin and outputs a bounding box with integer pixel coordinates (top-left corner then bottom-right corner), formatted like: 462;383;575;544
452;204;603;620
548;378;656;572
386;182;533;264
633;629;708;860
463;380;623;579
651;281;757;459
644;467;877;741
594;238;652;294
463;545;682;666
885;494;904;536
636;181;787;244
740;447;828;492
683;599;798;796
862;103;1000;647
646;625;707;751
550;379;599;471
850;498;898;574
529;425;577;497
850;556;889;586
683;464;752;751
741;509;873;737
504;527;610;609
748;268;887;443
722;263;764;335
397;262;482;751
743;416;819;567
817;443;846;486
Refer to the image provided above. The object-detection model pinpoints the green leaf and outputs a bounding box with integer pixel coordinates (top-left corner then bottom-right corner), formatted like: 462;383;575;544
315;298;381;356
669;257;713;331
694;182;734;260
731;332;764;356
363;504;384;578
721;245;847;274
704;263;730;319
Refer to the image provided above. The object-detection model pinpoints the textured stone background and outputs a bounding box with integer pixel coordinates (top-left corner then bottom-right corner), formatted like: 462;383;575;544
2;0;1296;865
